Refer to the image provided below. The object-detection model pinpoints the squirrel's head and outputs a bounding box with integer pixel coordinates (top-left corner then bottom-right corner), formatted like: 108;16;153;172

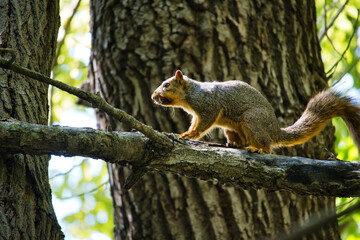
151;70;189;107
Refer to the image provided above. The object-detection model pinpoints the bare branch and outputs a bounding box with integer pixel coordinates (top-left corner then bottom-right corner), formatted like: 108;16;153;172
322;1;342;56
330;57;360;86
0;120;148;164
49;159;86;179
49;0;83;124
0;55;171;147
54;0;82;68
318;0;349;41
316;1;339;25
326;9;359;76
336;197;357;210
55;179;109;200
1;121;360;197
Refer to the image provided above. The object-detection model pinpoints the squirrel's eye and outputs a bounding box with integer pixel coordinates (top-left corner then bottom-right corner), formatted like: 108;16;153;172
163;83;170;88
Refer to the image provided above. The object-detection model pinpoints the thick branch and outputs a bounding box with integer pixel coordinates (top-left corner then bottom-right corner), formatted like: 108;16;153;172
0;120;147;164
0;55;171;147
1;121;359;197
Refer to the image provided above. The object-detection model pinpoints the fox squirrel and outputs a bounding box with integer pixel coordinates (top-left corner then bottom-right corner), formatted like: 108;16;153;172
151;70;360;154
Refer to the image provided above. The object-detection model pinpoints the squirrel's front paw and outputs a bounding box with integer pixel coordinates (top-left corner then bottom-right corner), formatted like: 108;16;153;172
179;130;200;139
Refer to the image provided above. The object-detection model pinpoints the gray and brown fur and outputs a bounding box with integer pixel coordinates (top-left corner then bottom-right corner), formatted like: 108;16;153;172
152;70;360;154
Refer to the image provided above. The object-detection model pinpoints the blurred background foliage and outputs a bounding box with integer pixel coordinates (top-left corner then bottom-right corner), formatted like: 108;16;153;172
51;0;90;123
49;0;359;239
49;0;113;239
316;0;360;239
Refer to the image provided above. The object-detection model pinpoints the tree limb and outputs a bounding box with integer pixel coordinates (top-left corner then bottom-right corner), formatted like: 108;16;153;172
0;120;148;164
1;50;360;197
0;54;171;148
1;121;359;197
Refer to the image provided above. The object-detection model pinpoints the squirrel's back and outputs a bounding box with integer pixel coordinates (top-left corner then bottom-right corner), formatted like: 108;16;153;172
152;70;360;154
187;79;275;115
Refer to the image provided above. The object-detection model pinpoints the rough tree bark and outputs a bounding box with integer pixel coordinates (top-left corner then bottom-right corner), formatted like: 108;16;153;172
89;0;340;239
0;1;63;239
1;121;360;197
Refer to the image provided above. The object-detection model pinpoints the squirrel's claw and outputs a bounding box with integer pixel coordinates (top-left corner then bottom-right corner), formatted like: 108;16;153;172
179;130;200;139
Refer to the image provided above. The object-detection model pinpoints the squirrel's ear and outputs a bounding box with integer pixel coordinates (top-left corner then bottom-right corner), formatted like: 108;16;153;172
175;70;184;83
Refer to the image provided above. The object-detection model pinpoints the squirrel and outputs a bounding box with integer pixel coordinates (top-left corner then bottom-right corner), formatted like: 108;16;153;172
151;70;360;154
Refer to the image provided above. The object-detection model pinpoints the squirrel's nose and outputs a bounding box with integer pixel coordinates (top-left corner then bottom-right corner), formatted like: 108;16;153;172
151;91;158;100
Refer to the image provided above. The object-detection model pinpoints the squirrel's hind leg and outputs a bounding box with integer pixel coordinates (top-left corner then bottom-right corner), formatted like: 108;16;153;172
224;129;246;148
241;110;273;154
243;128;272;154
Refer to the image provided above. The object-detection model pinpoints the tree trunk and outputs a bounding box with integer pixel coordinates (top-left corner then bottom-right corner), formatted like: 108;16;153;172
89;0;340;239
0;1;63;239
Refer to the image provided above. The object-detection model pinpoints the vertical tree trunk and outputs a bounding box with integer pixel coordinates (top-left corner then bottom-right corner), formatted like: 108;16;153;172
0;1;62;239
89;0;340;239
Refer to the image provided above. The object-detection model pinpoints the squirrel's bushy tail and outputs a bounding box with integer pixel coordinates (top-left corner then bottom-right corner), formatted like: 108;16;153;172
277;89;360;150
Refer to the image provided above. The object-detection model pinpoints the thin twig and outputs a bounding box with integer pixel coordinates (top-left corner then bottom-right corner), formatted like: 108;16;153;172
49;159;86;179
318;0;350;40
326;9;359;76
322;1;343;57
325;32;343;57
330;57;360;87
323;1;327;37
55;179;109;199
336;197;357;210
50;0;83;124
317;1;339;25
54;0;82;68
322;3;342;58
0;55;171;147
